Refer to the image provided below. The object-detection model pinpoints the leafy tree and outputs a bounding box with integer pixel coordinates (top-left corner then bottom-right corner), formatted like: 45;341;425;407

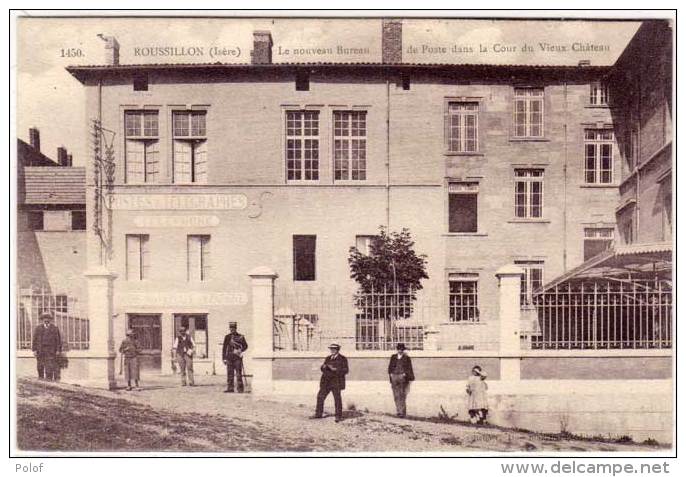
348;227;428;322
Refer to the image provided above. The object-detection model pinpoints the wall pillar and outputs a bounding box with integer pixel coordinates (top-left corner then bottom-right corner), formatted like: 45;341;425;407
83;266;117;389
247;266;278;395
495;264;524;381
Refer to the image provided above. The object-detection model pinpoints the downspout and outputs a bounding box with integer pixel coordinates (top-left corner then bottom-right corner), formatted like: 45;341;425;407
386;76;391;229
562;81;568;271
97;77;104;266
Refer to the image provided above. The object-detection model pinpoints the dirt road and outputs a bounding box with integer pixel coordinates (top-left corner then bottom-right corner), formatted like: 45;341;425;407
15;378;664;453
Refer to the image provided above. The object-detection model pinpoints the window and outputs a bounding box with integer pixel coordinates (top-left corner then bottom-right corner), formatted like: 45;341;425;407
401;74;411;91
514;169;544;219
449;273;479;322
293;235;316;281
515;261;544;306
630;129;639;168
286;111;319;181
55;294;68;314
622;220;633;245
125;111;160;184
355;235;376;256
174;314;208;359
589;81;609;106
583;228;614;261
71;210;86;230
513;87;544;138
584;129;614;184
446;102;479;152
295;71;310;91
126;234;150;280
27;211;43;231
663;192;672;242
128;314;162;352
448;182;478;233
173;111;207;184
356;314;379;350
187;235;210;281
133;75;149;91
334;111;367;181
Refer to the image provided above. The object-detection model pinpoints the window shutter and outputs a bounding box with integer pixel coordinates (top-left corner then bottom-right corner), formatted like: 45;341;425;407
126;139;145;184
194;140;208;184
201;236;211;280
126;235;141;280
187;236;199;281
145;140;159;183
174;140;192;183
140;236;150;279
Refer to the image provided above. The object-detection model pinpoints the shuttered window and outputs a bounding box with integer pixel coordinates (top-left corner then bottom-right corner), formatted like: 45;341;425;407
125;111;159;184
173;111;208;184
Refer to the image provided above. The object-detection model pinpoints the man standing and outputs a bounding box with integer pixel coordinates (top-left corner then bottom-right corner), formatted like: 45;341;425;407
222;322;248;393
172;326;195;386
119;329;141;391
32;312;62;381
387;342;415;418
314;343;349;422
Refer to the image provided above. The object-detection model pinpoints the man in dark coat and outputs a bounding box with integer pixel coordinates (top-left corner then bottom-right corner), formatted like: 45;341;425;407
387;342;415;417
222;322;248;393
32;312;62;381
313;343;349;422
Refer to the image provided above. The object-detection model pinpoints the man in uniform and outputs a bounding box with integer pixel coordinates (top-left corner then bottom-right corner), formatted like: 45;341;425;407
32;312;62;381
172;326;195;386
313;343;349;422
222;322;248;393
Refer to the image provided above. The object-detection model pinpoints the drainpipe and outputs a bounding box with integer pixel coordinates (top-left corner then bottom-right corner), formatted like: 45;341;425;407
97;77;104;266
385;76;391;229
562;81;568;271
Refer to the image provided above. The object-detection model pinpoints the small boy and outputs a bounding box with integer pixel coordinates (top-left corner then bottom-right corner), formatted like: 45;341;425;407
119;330;141;391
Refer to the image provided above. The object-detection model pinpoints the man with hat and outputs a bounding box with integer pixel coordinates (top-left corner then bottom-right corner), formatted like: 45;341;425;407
119;329;141;391
32;312;62;381
387;342;415;418
313;343;349;422
172;325;195;386
222;322;248;393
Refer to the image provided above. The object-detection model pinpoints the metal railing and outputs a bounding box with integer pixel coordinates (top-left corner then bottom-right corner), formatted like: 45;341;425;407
274;287;427;351
529;279;672;350
17;287;89;351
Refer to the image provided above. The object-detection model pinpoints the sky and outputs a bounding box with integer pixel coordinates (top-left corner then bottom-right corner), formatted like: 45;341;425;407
16;17;641;166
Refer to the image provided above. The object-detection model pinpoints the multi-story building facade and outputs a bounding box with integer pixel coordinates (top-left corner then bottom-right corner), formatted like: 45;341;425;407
64;21;632;374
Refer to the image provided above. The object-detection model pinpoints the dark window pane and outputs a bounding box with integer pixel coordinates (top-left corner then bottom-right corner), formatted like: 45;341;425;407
27;211;44;231
293;235;316;281
71;210;86;230
584;239;612;261
449;194;477;233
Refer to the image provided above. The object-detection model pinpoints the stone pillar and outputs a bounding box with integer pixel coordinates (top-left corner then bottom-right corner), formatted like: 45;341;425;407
84;266;117;389
247;267;278;395
495;264;524;381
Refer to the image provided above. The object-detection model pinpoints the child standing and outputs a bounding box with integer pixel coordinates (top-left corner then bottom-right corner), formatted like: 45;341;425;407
466;365;489;424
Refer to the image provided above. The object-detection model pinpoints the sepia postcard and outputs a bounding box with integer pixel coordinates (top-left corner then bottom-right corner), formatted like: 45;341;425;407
10;10;675;460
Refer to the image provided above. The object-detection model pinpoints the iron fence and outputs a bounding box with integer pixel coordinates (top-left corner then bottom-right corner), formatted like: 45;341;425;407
530;279;672;350
274;287;429;351
17;287;89;351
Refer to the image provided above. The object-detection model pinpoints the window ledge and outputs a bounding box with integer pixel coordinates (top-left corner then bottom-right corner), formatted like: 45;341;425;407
444;152;484;157
439;321;486;326
580;184;619;189
443;232;488;237
507;219;551;224
509;137;550;142
585;104;610;109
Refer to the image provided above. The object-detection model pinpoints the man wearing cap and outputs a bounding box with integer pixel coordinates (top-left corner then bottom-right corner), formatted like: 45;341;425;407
119;330;141;391
172;326;195;386
387;343;415;418
314;343;349;422
222;322;248;393
32;312;62;381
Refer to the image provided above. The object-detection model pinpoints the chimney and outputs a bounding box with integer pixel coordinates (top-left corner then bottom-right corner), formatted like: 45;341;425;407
29;127;40;152
578;59;591;67
250;31;273;65
66;154;73;167
57;147;69;166
98;34;120;66
382;19;402;64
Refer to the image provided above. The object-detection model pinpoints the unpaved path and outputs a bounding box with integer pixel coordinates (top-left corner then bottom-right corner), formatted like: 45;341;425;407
16;378;664;453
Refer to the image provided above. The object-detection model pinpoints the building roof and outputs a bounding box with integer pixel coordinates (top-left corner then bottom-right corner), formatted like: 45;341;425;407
17;139;58;167
21;167;86;205
538;242;672;292
66;62;611;83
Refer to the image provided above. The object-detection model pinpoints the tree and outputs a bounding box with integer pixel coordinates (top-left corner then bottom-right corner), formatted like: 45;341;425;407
348;227;428;323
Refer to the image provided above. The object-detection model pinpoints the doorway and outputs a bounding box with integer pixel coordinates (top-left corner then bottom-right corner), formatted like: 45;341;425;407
127;314;162;369
173;314;209;360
